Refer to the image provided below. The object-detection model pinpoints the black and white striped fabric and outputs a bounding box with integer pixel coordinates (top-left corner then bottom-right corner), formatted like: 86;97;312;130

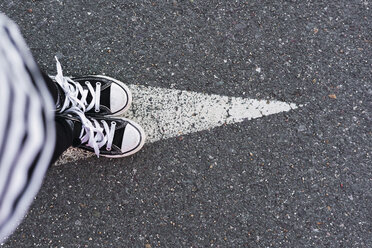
0;14;55;242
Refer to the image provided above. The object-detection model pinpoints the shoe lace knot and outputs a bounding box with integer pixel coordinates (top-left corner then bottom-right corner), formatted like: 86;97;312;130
66;107;116;157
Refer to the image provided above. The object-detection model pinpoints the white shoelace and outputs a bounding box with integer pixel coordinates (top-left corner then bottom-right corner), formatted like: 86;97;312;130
66;107;116;157
53;56;101;113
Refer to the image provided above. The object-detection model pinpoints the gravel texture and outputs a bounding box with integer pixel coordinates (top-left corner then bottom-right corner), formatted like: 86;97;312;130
0;0;371;247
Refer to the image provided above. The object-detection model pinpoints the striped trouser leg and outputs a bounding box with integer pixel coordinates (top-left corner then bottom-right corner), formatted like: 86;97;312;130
0;14;55;242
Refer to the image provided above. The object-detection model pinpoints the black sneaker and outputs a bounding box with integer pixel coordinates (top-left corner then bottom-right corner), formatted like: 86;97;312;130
52;57;132;116
63;107;145;158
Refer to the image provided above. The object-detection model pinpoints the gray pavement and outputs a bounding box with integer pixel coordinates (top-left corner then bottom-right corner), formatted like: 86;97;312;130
1;0;371;247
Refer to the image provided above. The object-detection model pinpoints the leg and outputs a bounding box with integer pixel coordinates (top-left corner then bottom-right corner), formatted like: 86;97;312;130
50;117;74;164
42;71;59;105
0;13;56;242
42;70;73;163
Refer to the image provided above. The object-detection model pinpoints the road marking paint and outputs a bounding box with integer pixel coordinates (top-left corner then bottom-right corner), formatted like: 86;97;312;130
56;85;299;165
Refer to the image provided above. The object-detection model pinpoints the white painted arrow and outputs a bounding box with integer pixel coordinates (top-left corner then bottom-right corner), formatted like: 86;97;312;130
56;85;299;165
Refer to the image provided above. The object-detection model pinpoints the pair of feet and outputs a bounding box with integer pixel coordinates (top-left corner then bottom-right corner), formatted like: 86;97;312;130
52;57;145;158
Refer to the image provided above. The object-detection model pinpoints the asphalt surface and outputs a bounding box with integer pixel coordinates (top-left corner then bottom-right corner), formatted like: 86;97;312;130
1;0;371;247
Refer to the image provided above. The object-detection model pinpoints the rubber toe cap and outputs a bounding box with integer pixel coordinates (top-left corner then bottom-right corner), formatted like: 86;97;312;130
121;123;142;153
110;84;128;113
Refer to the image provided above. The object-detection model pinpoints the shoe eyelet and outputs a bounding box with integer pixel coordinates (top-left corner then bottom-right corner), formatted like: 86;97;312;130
106;147;111;151
84;81;90;85
111;121;116;126
96;82;101;86
95;108;100;112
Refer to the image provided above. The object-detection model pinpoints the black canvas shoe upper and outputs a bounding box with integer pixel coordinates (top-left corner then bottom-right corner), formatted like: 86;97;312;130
60;108;145;158
52;57;132;116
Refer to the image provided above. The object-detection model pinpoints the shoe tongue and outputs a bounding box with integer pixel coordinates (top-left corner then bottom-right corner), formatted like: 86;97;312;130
72;120;83;146
79;85;111;109
55;83;66;108
113;124;125;148
100;87;111;108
